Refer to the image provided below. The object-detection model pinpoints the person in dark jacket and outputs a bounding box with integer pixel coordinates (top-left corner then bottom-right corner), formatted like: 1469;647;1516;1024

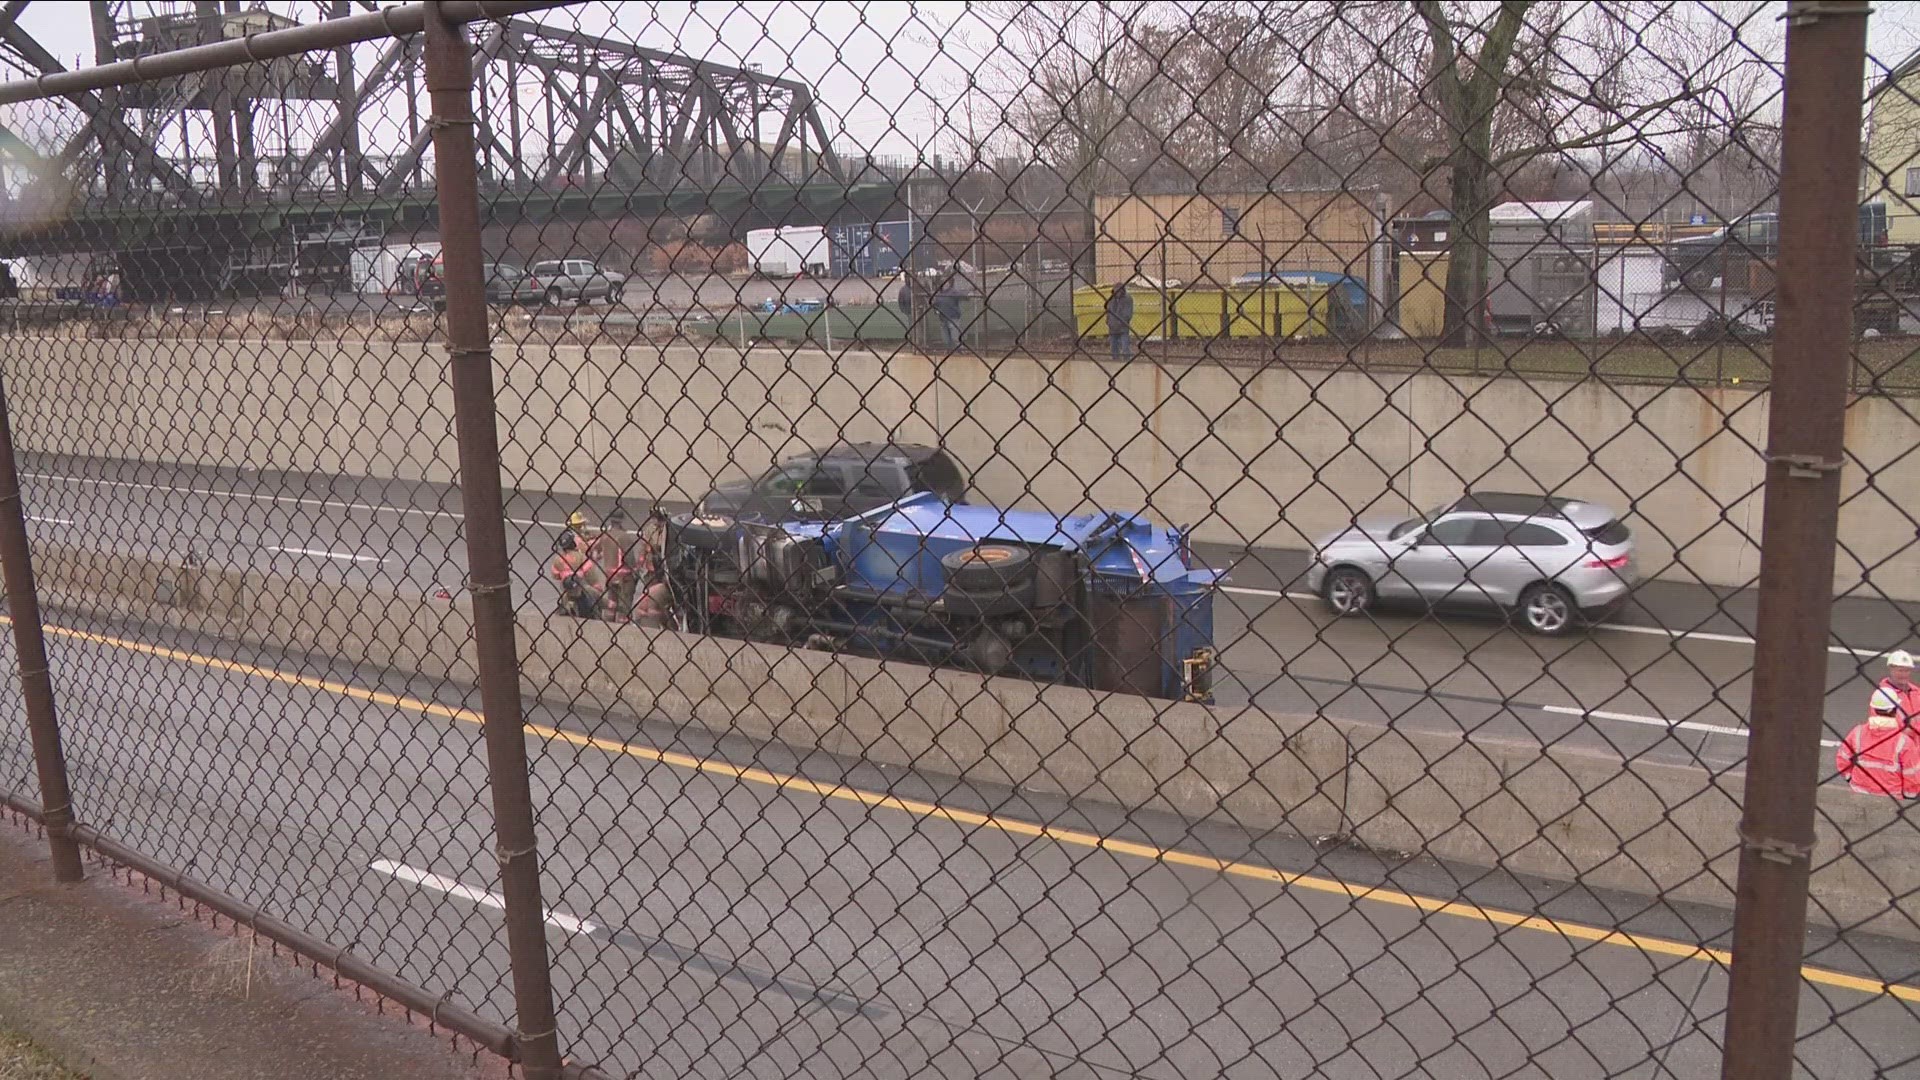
932;275;965;350
1105;282;1135;360
895;275;921;348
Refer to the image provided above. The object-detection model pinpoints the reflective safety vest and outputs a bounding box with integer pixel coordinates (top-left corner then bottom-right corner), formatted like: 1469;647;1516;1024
549;551;602;591
1835;721;1920;797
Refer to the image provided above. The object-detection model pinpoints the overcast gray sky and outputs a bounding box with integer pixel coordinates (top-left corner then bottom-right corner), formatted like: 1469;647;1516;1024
8;1;1920;161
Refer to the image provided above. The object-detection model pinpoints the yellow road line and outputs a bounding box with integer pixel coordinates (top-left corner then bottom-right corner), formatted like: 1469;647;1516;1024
20;616;1920;1005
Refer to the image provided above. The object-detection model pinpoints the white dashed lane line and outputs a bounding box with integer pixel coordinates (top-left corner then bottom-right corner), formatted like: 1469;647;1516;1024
267;544;387;564
1540;704;1841;748
370;859;598;935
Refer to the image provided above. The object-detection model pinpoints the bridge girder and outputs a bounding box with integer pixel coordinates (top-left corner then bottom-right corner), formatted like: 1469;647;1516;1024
0;1;847;209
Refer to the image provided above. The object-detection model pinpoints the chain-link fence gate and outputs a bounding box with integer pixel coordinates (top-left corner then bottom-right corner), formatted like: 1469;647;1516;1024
0;1;1913;1077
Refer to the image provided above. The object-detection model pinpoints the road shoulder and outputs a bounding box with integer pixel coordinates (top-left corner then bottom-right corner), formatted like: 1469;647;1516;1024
0;820;506;1080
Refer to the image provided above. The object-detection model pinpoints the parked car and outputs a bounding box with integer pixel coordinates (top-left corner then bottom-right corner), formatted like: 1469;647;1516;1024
695;443;969;524
483;263;549;306
1687;310;1769;342
1306;491;1638;635
525;259;627;304
415;261;546;307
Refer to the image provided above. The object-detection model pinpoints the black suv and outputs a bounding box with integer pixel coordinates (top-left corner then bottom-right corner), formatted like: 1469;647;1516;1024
417;262;544;307
696;443;968;524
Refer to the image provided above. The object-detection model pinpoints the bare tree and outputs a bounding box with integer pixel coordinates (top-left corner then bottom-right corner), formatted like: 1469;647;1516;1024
1293;6;1440;198
1414;1;1728;344
1121;7;1302;190
1585;3;1780;225
938;1;1155;276
947;0;1741;337
959;4;1309;193
963;3;1150;195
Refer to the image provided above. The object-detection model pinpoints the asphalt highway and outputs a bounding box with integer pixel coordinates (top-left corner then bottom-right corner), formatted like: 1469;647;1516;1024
1;616;1915;1078
13;454;1916;781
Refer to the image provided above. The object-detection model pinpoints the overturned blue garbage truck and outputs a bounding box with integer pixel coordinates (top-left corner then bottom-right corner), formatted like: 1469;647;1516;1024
665;492;1221;701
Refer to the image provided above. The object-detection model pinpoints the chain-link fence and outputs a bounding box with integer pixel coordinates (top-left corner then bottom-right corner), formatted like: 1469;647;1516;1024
0;1;1914;1077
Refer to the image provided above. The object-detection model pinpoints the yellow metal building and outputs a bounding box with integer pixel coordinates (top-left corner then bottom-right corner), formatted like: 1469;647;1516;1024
1867;50;1920;245
1092;189;1385;289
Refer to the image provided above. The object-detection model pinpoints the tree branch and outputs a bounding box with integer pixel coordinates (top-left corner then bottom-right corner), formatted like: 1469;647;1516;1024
1415;1;1465;120
1467;1;1532;100
1489;87;1702;168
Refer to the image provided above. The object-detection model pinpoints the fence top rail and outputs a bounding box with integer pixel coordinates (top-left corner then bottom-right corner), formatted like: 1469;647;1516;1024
0;0;566;105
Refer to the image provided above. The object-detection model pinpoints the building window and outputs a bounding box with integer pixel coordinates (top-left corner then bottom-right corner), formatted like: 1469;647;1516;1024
1221;207;1240;236
1907;167;1920;197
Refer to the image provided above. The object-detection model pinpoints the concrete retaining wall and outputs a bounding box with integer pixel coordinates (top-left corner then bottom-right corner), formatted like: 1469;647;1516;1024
30;540;1919;942
7;337;1919;598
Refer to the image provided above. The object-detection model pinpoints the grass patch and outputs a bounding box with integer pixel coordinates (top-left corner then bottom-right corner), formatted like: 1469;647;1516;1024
0;1031;85;1080
1104;334;1920;391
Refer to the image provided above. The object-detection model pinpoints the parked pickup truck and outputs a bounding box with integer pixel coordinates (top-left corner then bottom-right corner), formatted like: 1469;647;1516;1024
526;259;627;305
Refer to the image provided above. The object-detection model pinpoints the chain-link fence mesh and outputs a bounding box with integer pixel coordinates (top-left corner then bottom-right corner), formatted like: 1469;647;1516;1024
0;1;1914;1077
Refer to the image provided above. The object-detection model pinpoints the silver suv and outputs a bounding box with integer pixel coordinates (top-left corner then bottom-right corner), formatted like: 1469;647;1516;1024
526;259;627;305
1305;492;1638;636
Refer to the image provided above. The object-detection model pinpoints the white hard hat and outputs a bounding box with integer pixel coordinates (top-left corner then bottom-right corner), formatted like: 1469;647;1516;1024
1889;650;1915;670
1871;687;1901;714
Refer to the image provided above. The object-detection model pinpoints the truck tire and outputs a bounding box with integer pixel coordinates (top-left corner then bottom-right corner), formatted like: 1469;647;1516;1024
670;514;736;554
941;544;1032;593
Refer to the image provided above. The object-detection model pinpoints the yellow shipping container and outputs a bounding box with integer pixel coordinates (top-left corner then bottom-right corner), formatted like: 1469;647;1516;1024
1074;284;1333;340
1074;284;1172;339
1395;253;1448;338
1226;285;1335;338
1172;288;1226;338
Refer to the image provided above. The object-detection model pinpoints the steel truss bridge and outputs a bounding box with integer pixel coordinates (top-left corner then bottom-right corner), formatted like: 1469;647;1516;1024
0;2;897;271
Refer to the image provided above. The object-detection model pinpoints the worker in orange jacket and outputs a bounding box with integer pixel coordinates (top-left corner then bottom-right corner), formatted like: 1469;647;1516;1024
1877;649;1920;722
1835;687;1920;797
549;533;605;618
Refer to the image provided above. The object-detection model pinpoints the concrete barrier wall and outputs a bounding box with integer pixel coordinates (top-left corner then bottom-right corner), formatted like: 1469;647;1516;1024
8;337;1920;597
29;540;1919;941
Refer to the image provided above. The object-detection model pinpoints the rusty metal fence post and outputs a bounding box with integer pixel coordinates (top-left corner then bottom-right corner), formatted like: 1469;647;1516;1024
1721;4;1870;1078
422;5;565;1079
0;365;82;882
